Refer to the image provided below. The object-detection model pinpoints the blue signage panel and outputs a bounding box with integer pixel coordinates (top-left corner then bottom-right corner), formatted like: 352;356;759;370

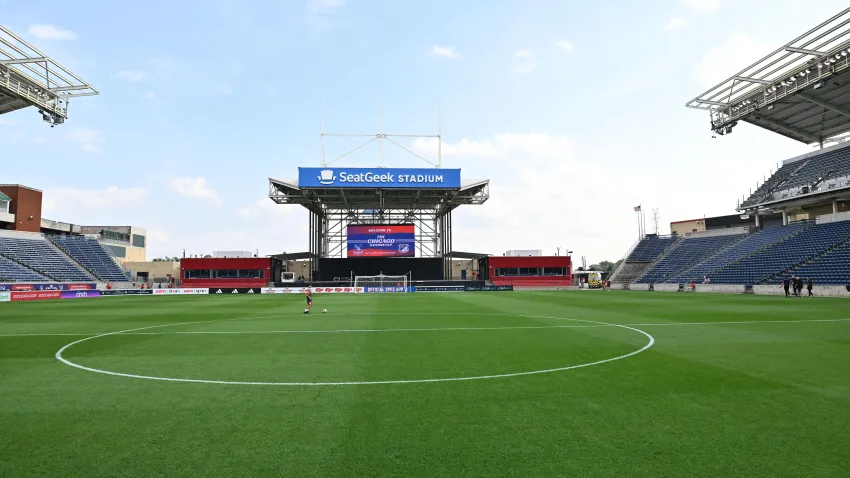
298;168;461;189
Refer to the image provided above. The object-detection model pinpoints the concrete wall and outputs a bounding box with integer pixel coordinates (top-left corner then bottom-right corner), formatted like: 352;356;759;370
123;261;180;281
653;284;681;292
695;284;747;294
684;226;751;239
671;220;706;236
630;283;650;291
753;284;850;297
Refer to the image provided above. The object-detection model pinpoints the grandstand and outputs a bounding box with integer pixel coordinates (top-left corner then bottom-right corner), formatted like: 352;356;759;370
50;235;129;282
635;233;745;284
0;234;92;282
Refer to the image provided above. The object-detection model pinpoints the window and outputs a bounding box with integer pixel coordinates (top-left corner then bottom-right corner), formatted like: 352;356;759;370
184;269;264;279
0;200;8;214
104;244;127;258
184;269;211;279
132;234;146;248
543;267;567;276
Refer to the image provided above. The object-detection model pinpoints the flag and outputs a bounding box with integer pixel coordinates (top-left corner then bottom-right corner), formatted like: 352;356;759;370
634;205;641;212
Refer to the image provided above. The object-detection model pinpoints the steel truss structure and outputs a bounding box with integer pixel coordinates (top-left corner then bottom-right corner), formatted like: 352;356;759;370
268;177;489;280
0;26;98;124
687;8;850;146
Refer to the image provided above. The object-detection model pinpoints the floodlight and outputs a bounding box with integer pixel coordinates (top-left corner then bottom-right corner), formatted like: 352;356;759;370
767;104;775;111
813;81;824;89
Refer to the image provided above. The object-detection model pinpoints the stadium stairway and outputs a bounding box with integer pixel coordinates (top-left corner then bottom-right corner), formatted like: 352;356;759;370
635;234;745;284
609;234;678;286
666;222;811;284
706;220;850;285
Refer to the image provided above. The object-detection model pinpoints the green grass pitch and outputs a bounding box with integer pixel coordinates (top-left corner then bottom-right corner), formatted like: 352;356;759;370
1;291;849;477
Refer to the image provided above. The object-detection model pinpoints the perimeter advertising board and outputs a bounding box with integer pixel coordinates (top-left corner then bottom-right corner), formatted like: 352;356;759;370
298;168;461;189
347;224;415;257
11;291;62;301
61;290;101;299
0;283;96;292
0;291;9;302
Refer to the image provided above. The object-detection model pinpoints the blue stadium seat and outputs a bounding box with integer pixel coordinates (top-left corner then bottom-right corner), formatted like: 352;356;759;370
49;235;129;282
0;236;93;282
0;255;50;282
707;220;850;284
635;234;744;284
667;222;811;283
783;237;850;285
625;234;677;262
742;146;850;207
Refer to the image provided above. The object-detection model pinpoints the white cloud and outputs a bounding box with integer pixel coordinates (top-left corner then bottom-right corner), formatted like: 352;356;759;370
169;177;222;207
27;24;77;41
144;91;157;100
64;127;104;154
513;50;538;74
0;118;16;126
683;0;720;11
665;18;687;30
693;32;771;86
42;187;148;214
410;133;645;258
555;40;575;52
431;45;461;60
117;70;144;82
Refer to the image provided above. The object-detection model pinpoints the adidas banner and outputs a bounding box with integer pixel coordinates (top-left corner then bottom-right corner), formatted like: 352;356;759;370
208;288;261;295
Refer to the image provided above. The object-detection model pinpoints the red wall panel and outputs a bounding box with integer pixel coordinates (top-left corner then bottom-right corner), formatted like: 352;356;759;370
487;256;572;287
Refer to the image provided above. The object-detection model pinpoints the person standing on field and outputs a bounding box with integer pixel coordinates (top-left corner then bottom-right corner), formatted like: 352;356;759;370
807;277;814;297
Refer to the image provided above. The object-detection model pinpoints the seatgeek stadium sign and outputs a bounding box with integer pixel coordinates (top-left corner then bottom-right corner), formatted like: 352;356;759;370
298;168;461;189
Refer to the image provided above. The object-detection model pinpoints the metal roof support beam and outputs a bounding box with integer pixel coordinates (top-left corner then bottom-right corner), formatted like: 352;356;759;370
733;76;772;85
0;57;48;65
753;116;821;143
785;47;827;56
798;92;850;119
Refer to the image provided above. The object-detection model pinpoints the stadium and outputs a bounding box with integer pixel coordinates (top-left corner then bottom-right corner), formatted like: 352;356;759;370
2;7;850;477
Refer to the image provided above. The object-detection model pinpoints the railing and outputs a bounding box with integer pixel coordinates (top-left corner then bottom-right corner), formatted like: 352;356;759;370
608;237;642;282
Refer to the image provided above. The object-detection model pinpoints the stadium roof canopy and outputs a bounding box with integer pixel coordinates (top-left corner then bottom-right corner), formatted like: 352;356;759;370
0;26;98;125
686;7;850;146
268;178;490;214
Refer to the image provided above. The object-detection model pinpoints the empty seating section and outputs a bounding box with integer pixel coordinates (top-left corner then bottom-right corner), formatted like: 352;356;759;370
707;220;850;284
786;242;850;285
636;234;744;284
0;255;50;282
50;236;128;282
626;235;677;262
0;236;92;282
742;146;850;207
667;222;811;283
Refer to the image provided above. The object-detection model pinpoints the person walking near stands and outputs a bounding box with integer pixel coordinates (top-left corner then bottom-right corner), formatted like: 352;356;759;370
807;277;814;297
781;277;790;298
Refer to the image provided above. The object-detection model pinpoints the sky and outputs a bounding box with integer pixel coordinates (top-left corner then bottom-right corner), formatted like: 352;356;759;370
1;0;848;264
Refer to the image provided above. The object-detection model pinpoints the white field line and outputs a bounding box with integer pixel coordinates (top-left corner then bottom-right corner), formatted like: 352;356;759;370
4;317;850;338
53;316;656;386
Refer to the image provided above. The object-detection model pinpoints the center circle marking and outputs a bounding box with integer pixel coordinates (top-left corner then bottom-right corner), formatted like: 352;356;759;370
55;313;655;386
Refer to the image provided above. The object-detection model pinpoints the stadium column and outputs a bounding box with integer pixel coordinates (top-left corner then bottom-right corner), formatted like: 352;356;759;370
833;200;839;214
754;212;760;228
782;210;788;225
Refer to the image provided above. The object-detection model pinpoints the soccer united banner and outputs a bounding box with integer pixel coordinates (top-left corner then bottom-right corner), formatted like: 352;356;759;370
347;225;415;257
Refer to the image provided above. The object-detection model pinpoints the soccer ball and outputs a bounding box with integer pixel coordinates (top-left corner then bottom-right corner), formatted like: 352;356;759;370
322;308;328;313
